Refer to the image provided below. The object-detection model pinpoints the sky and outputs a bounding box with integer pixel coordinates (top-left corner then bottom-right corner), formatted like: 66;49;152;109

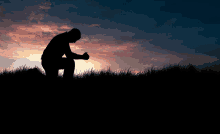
0;0;220;76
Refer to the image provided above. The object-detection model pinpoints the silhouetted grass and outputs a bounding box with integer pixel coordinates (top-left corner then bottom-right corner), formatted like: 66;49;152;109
1;63;218;130
1;62;219;118
1;63;219;90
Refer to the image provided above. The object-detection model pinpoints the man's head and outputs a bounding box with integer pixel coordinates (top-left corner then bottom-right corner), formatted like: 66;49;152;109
67;28;81;43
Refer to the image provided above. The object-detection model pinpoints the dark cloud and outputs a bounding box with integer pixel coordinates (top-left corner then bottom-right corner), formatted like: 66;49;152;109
0;6;6;17
155;0;220;24
0;0;11;5
126;0;132;3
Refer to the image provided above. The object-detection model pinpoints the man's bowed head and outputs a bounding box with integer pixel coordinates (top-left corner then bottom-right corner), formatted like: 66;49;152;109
67;28;89;60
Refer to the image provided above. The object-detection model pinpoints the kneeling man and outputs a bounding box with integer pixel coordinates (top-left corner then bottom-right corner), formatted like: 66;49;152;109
41;28;89;81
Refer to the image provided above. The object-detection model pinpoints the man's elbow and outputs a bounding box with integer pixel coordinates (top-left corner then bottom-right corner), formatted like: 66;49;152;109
66;52;74;59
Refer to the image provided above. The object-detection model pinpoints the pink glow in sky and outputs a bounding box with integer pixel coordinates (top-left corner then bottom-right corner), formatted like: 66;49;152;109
0;21;217;76
1;0;219;77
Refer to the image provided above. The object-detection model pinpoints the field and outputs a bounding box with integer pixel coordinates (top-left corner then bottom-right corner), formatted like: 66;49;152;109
0;63;218;129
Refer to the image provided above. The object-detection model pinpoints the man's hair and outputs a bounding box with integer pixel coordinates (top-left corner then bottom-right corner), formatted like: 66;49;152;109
68;28;81;40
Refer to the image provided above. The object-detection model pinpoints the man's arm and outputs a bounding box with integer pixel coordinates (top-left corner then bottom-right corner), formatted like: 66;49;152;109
65;44;84;59
71;52;84;59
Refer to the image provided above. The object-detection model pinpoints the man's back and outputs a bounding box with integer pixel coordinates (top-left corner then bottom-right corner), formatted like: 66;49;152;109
41;32;69;60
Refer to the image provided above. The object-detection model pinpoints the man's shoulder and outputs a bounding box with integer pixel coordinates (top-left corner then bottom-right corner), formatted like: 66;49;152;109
55;32;67;37
50;32;67;42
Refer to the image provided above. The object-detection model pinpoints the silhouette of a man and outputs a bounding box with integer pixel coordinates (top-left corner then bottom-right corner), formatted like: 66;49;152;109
41;28;89;81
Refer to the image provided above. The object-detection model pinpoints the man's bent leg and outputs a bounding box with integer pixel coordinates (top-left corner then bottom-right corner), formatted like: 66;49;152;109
58;58;75;81
63;68;74;81
42;59;59;81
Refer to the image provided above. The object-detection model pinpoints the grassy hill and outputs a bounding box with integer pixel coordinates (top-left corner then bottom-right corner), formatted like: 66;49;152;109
1;63;219;90
1;63;218;129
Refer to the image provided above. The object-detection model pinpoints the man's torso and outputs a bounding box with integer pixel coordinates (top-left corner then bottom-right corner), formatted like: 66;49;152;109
41;32;68;60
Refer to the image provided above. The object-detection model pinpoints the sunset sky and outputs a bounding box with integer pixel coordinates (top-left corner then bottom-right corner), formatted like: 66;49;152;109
0;0;220;76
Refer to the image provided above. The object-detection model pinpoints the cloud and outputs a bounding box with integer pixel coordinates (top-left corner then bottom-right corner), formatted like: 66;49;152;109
0;6;6;17
28;11;45;22
156;0;220;24
1;18;218;73
0;34;11;41
0;55;16;72
1;0;220;74
88;24;101;27
39;1;52;11
1;1;52;24
178;53;219;67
